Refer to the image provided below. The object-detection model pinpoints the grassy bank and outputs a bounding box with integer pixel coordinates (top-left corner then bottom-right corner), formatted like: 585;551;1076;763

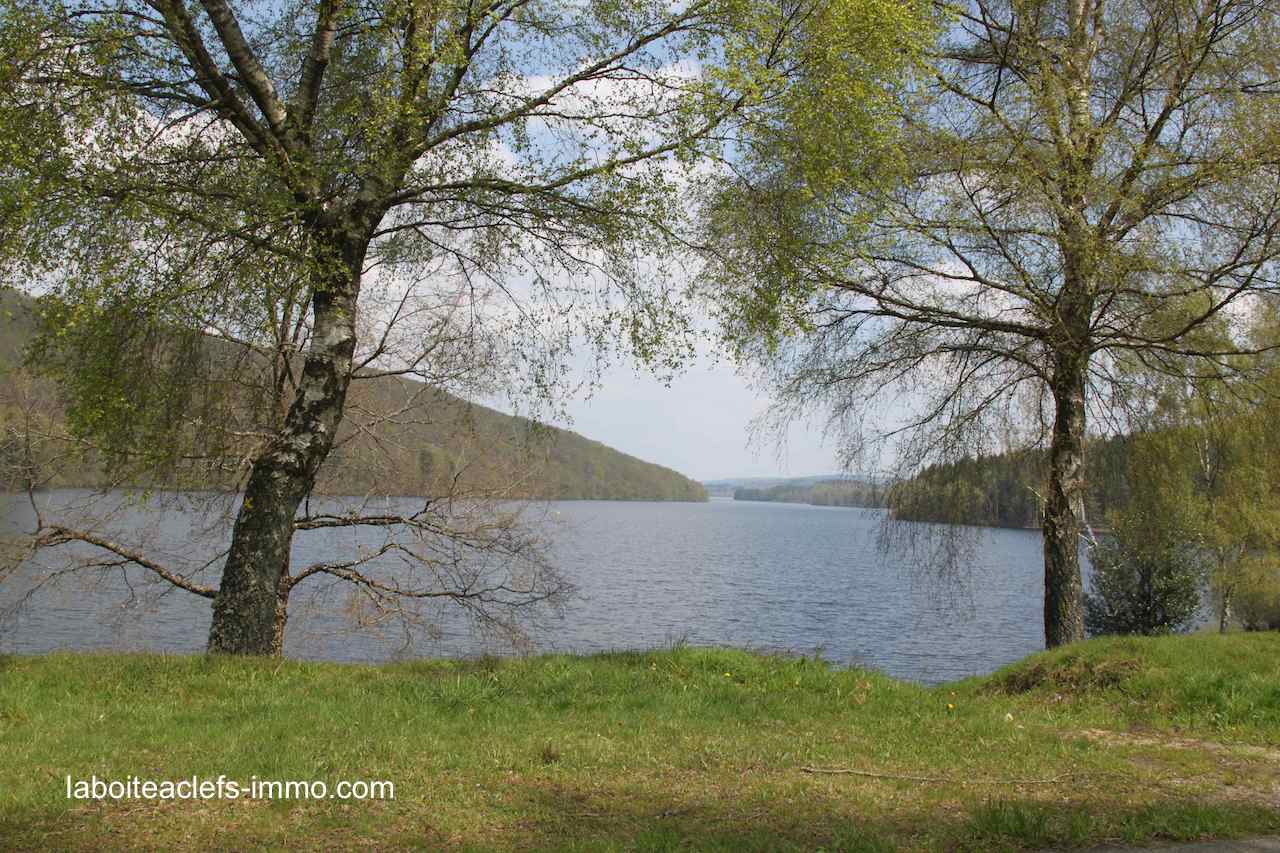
1;633;1278;850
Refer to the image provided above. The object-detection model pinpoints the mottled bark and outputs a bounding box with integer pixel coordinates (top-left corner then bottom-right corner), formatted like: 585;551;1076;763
1043;350;1088;647
207;230;368;655
1043;0;1095;645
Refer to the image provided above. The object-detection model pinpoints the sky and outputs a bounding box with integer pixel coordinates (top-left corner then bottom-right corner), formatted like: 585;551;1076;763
546;349;843;483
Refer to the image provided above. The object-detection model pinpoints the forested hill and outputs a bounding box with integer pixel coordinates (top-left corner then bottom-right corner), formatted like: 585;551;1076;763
732;478;888;508
888;438;1131;529
0;289;706;502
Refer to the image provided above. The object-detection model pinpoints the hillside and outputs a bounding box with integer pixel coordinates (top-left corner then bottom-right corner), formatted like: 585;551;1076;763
888;438;1131;529
0;288;706;502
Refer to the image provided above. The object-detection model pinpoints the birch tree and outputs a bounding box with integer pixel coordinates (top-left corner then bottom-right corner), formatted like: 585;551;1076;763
0;0;928;654
700;0;1280;645
1130;328;1280;632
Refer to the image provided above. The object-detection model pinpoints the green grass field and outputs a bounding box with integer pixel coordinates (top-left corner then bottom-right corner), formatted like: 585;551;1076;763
1;633;1278;850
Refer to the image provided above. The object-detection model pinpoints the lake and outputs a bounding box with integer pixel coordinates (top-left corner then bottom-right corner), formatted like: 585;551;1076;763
0;491;1051;683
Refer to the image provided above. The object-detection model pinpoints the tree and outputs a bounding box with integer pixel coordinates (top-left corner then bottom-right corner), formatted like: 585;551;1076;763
1084;428;1203;636
1179;386;1280;631
1124;321;1280;632
699;0;1280;646
1234;560;1280;630
1083;518;1203;636
0;0;928;654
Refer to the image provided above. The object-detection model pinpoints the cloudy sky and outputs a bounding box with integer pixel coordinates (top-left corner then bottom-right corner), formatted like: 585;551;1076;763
548;349;842;483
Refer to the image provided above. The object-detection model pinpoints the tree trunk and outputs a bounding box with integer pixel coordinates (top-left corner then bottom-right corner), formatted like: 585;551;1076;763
1043;353;1088;647
207;233;367;655
272;576;292;655
1218;583;1233;634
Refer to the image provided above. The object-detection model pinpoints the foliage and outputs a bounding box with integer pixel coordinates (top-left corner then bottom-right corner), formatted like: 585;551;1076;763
1084;430;1207;638
1083;516;1204;637
698;0;1280;646
1121;328;1280;632
889;450;1044;529
1180;385;1280;632
0;0;940;483
0;0;933;653
887;437;1131;529
886;358;1280;636
0;290;706;501
1234;560;1280;631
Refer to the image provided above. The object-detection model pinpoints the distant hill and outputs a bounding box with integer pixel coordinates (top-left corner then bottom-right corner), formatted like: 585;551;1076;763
702;474;870;497
721;471;890;504
0;288;706;502
702;474;887;503
731;478;888;508
707;448;1131;525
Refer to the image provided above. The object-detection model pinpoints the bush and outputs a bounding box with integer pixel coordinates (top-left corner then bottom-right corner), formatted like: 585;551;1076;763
1084;518;1203;637
1235;561;1280;631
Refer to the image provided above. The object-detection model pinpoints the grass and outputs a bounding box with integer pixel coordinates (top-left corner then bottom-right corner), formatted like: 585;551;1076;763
0;633;1278;850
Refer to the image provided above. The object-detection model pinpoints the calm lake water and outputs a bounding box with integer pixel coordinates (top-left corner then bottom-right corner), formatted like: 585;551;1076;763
0;491;1053;683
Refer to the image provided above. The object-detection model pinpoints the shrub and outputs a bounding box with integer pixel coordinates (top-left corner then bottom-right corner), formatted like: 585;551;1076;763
1084;516;1203;637
1235;561;1280;631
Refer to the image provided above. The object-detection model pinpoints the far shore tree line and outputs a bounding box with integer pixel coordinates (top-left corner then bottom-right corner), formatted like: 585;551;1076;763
730;387;1280;635
883;351;1280;635
2;0;1279;655
732;478;888;508
1084;341;1280;636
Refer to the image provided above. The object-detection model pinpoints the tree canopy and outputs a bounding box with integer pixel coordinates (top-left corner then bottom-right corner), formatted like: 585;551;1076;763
699;0;1280;646
0;0;932;654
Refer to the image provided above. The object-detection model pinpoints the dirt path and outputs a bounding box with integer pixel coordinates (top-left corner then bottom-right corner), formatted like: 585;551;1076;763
1063;838;1280;852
